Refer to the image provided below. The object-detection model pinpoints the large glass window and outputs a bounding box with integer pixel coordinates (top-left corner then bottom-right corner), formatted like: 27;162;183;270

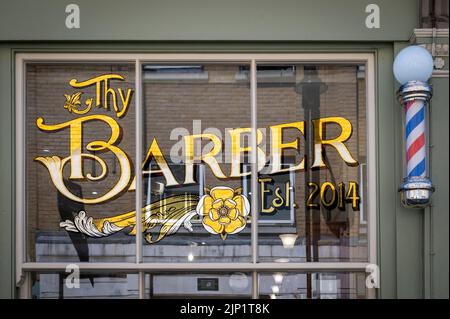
25;63;136;263
256;64;367;262
141;63;251;262
30;272;139;299
259;272;367;299
144;272;252;298
18;54;375;299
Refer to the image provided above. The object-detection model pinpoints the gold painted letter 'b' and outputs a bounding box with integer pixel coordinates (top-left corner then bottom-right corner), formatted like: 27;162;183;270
34;115;131;204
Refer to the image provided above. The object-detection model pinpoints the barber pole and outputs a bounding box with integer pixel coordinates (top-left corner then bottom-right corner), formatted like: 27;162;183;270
393;45;435;208
405;99;426;178
397;81;434;208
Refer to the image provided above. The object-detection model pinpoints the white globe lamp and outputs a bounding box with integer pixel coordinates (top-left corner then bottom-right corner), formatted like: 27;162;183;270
393;46;434;84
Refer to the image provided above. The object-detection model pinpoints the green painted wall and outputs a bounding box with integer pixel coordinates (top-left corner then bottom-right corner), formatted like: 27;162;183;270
1;0;418;41
0;47;14;299
427;77;449;299
376;45;398;298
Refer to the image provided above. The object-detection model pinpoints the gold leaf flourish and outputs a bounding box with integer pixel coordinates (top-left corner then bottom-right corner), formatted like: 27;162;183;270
63;92;92;115
91;194;200;244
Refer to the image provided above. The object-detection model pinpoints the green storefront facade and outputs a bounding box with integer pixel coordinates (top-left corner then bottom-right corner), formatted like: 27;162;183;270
0;0;448;299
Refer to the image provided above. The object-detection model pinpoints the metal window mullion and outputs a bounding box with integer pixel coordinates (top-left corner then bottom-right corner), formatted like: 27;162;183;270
135;59;143;264
21;262;371;271
138;271;145;299
252;271;258;299
135;59;144;298
250;59;259;298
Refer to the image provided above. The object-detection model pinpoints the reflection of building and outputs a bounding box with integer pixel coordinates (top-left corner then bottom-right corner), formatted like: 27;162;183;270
34;272;366;299
35;232;367;263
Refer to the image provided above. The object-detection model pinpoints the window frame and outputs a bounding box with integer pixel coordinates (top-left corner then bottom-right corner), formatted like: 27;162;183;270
15;53;377;299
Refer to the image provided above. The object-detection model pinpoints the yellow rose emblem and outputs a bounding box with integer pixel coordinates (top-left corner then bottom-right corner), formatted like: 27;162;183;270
196;186;250;240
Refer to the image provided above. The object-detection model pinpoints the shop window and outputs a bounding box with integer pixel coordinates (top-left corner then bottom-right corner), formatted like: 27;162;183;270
30;272;139;299
259;272;367;299
25;63;136;263
256;64;368;262
141;63;251;262
17;53;376;298
144;272;252;299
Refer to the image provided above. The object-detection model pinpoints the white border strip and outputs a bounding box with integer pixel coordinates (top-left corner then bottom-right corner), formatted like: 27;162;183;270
16;53;373;62
366;53;377;299
366;54;377;267
15;53;25;287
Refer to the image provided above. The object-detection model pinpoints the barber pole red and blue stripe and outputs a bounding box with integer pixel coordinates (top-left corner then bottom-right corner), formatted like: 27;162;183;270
405;100;426;178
